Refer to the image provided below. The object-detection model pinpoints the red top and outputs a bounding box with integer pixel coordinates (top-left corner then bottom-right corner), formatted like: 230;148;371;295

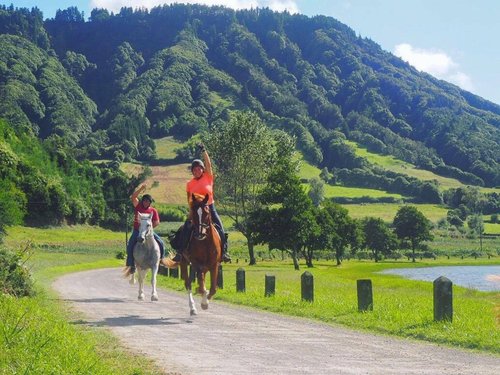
133;203;159;230
186;173;214;205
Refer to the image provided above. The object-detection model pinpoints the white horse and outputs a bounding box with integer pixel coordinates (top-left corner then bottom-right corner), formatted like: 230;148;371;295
125;212;160;301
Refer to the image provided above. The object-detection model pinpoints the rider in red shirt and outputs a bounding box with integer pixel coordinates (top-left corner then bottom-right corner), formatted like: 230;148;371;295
125;184;166;273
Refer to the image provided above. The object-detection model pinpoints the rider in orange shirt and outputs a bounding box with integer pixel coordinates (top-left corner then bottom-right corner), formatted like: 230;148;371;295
172;144;231;262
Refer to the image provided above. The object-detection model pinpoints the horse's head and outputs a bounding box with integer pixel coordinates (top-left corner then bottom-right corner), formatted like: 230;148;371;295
190;193;211;240
137;212;154;243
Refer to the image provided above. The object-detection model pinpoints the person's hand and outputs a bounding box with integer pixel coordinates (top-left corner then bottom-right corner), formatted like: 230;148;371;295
197;143;206;153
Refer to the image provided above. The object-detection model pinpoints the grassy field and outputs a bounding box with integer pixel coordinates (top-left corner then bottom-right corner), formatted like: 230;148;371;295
153;136;182;159
1;224;499;375
344;203;449;223
1;226;164;375
158;259;500;353
346;140;500;194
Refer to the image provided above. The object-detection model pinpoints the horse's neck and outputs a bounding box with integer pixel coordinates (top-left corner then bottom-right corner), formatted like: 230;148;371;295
144;230;155;243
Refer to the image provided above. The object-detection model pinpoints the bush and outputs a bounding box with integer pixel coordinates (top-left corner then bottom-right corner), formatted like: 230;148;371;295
115;250;126;259
0;245;34;297
158;206;187;222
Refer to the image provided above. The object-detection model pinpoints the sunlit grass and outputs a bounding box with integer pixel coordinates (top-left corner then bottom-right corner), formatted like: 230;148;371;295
153;136;184;159
344;203;449;223
158;259;500;353
346;140;500;194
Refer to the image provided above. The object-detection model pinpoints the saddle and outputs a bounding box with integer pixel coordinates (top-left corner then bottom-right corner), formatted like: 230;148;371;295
168;221;224;252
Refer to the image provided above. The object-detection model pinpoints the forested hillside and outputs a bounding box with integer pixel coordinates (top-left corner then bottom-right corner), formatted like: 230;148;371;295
1;3;500;228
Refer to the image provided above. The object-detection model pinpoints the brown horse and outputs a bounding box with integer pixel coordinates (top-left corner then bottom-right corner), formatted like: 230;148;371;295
164;193;222;315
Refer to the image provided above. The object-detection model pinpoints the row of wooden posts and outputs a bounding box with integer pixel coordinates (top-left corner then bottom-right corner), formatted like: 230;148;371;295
159;265;453;322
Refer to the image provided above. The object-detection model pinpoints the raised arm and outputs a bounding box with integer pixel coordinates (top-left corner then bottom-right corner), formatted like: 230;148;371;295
199;143;212;176
131;184;146;207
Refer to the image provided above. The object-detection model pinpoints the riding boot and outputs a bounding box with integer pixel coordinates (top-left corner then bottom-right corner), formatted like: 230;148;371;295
172;221;191;262
222;233;231;263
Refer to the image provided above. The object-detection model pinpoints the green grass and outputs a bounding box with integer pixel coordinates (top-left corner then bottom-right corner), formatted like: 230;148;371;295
158;259;500;354
297;152;405;199
346;141;500;194
4;221;498;375
344;203;449;223
2;227;164;375
153;136;184;160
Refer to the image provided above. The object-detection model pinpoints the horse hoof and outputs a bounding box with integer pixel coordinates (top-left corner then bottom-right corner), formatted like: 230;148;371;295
138;294;145;301
151;295;159;301
190;309;198;316
201;303;209;310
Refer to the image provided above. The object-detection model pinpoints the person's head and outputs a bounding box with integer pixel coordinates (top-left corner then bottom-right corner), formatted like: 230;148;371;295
191;159;205;178
141;194;154;208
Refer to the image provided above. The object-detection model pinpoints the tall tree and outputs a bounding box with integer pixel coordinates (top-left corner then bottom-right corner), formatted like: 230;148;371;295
393;206;433;262
361;217;398;262
249;149;318;270
205;111;290;265
321;201;360;265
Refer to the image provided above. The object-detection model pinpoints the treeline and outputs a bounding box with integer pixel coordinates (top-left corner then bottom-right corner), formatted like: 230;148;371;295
1;4;500;202
0;118;142;238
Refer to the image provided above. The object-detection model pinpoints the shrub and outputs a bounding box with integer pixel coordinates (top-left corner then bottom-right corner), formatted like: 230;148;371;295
0;245;34;297
158;206;187;222
115;250;126;259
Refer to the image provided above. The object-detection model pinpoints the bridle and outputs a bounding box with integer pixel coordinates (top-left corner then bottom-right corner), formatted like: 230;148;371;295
137;214;154;243
192;200;211;241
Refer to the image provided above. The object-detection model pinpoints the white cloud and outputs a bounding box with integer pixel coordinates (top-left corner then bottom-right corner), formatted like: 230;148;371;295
394;43;473;91
90;0;299;13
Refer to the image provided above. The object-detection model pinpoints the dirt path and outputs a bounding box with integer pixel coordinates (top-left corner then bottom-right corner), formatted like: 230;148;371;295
52;268;500;375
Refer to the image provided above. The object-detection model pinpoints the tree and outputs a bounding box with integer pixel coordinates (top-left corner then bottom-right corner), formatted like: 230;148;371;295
308;177;324;206
361;217;398;262
467;214;484;252
321;201;360;265
393;206;433;262
205;111;289;265
249;150;318;270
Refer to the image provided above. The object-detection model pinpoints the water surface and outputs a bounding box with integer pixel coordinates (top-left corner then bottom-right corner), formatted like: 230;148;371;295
380;265;500;292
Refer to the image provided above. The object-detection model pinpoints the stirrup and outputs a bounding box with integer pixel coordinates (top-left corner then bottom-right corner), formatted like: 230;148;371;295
222;253;231;263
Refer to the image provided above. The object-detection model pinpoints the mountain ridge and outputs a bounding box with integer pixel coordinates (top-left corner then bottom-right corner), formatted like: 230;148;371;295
1;4;500;192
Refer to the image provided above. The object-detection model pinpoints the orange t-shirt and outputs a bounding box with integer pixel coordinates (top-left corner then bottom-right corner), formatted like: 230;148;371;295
186;173;214;205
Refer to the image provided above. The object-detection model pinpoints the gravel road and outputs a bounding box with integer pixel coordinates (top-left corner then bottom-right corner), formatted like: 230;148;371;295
52;268;500;375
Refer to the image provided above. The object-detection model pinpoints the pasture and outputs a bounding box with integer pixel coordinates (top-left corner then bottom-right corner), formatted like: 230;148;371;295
161;258;500;353
4;225;499;357
346;140;500;194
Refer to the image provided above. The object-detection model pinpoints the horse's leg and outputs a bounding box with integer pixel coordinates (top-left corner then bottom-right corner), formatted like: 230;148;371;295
181;264;197;316
137;267;146;301
150;263;159;301
200;271;209;310
207;264;218;300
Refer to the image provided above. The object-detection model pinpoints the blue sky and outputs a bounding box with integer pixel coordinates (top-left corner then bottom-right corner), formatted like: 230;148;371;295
2;0;499;105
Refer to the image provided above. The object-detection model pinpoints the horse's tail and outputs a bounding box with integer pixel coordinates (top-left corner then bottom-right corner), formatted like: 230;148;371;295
122;266;136;284
162;257;180;269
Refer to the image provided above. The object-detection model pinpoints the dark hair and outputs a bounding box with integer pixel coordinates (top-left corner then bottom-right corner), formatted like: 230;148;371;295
141;194;154;203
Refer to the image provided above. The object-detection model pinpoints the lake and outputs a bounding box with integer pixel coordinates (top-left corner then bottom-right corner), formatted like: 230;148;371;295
380;265;500;292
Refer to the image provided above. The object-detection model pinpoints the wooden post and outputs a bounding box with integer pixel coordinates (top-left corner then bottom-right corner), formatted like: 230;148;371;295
170;266;179;279
158;264;168;276
357;279;373;312
434;276;453;322
265;274;275;297
301;271;314;302
236;268;245;292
